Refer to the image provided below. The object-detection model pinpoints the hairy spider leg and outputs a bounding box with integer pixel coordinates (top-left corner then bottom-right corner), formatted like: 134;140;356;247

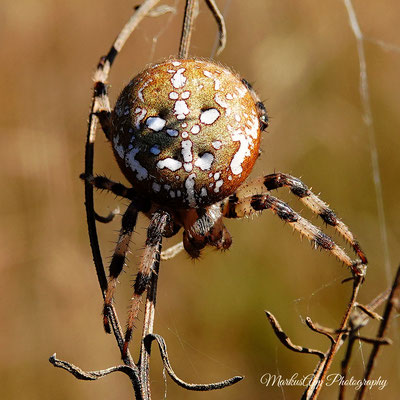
221;192;365;276
103;203;138;333
236;173;367;264
80;174;135;200
123;210;170;357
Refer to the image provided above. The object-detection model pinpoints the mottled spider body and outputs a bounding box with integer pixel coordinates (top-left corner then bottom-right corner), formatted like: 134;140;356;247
110;58;262;209
83;6;367;358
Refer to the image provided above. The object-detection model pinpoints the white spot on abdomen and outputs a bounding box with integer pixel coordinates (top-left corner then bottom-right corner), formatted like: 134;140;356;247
194;152;214;170
174;100;190;120
230;129;252;175
200;108;220;125
134;108;147;129
214;179;224;193
245;115;259;139
166;129;178;137
181;140;193;162
146;116;166;131
185;173;197;207
212;140;222;150
125;147;148;181
171;68;187;88
184;163;193;172
191;125;200;134
157;158;183;171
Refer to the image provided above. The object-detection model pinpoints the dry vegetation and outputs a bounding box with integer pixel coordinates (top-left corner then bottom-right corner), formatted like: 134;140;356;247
1;0;399;399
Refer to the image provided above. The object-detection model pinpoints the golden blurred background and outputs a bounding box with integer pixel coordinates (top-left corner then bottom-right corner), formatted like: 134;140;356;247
1;0;399;398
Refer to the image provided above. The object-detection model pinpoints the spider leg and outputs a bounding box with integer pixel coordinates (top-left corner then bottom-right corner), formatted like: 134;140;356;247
123;210;170;357
91;1;163;139
80;173;136;200
236;173;367;264
103;202;138;333
95;207;119;224
221;193;365;276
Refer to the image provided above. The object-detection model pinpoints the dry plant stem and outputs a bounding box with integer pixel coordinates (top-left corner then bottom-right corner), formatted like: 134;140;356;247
139;248;161;400
49;354;143;399
145;334;243;390
356;265;400;399
339;288;391;400
178;0;198;58
204;0;227;56
178;0;226;59
265;311;325;359
304;275;364;399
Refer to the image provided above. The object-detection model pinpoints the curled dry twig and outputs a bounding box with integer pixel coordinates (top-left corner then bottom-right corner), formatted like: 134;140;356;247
265;275;364;399
49;333;242;397
266;266;400;399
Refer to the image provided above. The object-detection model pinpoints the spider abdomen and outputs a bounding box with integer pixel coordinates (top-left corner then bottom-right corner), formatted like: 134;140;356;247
111;58;262;208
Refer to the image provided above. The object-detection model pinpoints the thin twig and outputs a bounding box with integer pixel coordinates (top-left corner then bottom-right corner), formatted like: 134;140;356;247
145;334;243;390
178;0;198;58
305;317;335;345
49;354;143;399
305;276;363;399
139;240;163;400
265;311;325;359
356;265;400;399
204;0;227;56
339;287;391;400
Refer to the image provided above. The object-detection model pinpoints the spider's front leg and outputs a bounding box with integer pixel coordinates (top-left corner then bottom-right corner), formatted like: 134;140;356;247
103;202;138;333
221;186;366;276
236;173;367;264
123;209;172;357
80;173;136;200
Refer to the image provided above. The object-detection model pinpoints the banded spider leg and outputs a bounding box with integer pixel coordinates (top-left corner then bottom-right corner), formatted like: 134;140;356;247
222;173;367;276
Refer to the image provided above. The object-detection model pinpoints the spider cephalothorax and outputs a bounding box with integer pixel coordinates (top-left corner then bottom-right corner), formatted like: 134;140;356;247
84;28;366;359
109;58;263;209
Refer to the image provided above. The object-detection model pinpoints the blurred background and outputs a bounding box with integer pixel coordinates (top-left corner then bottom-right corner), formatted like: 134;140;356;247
1;0;399;398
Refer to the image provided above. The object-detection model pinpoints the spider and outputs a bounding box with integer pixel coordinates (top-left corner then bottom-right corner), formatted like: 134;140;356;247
81;4;367;359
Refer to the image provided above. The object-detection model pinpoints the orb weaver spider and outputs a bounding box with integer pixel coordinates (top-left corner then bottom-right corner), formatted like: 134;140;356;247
81;0;367;359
